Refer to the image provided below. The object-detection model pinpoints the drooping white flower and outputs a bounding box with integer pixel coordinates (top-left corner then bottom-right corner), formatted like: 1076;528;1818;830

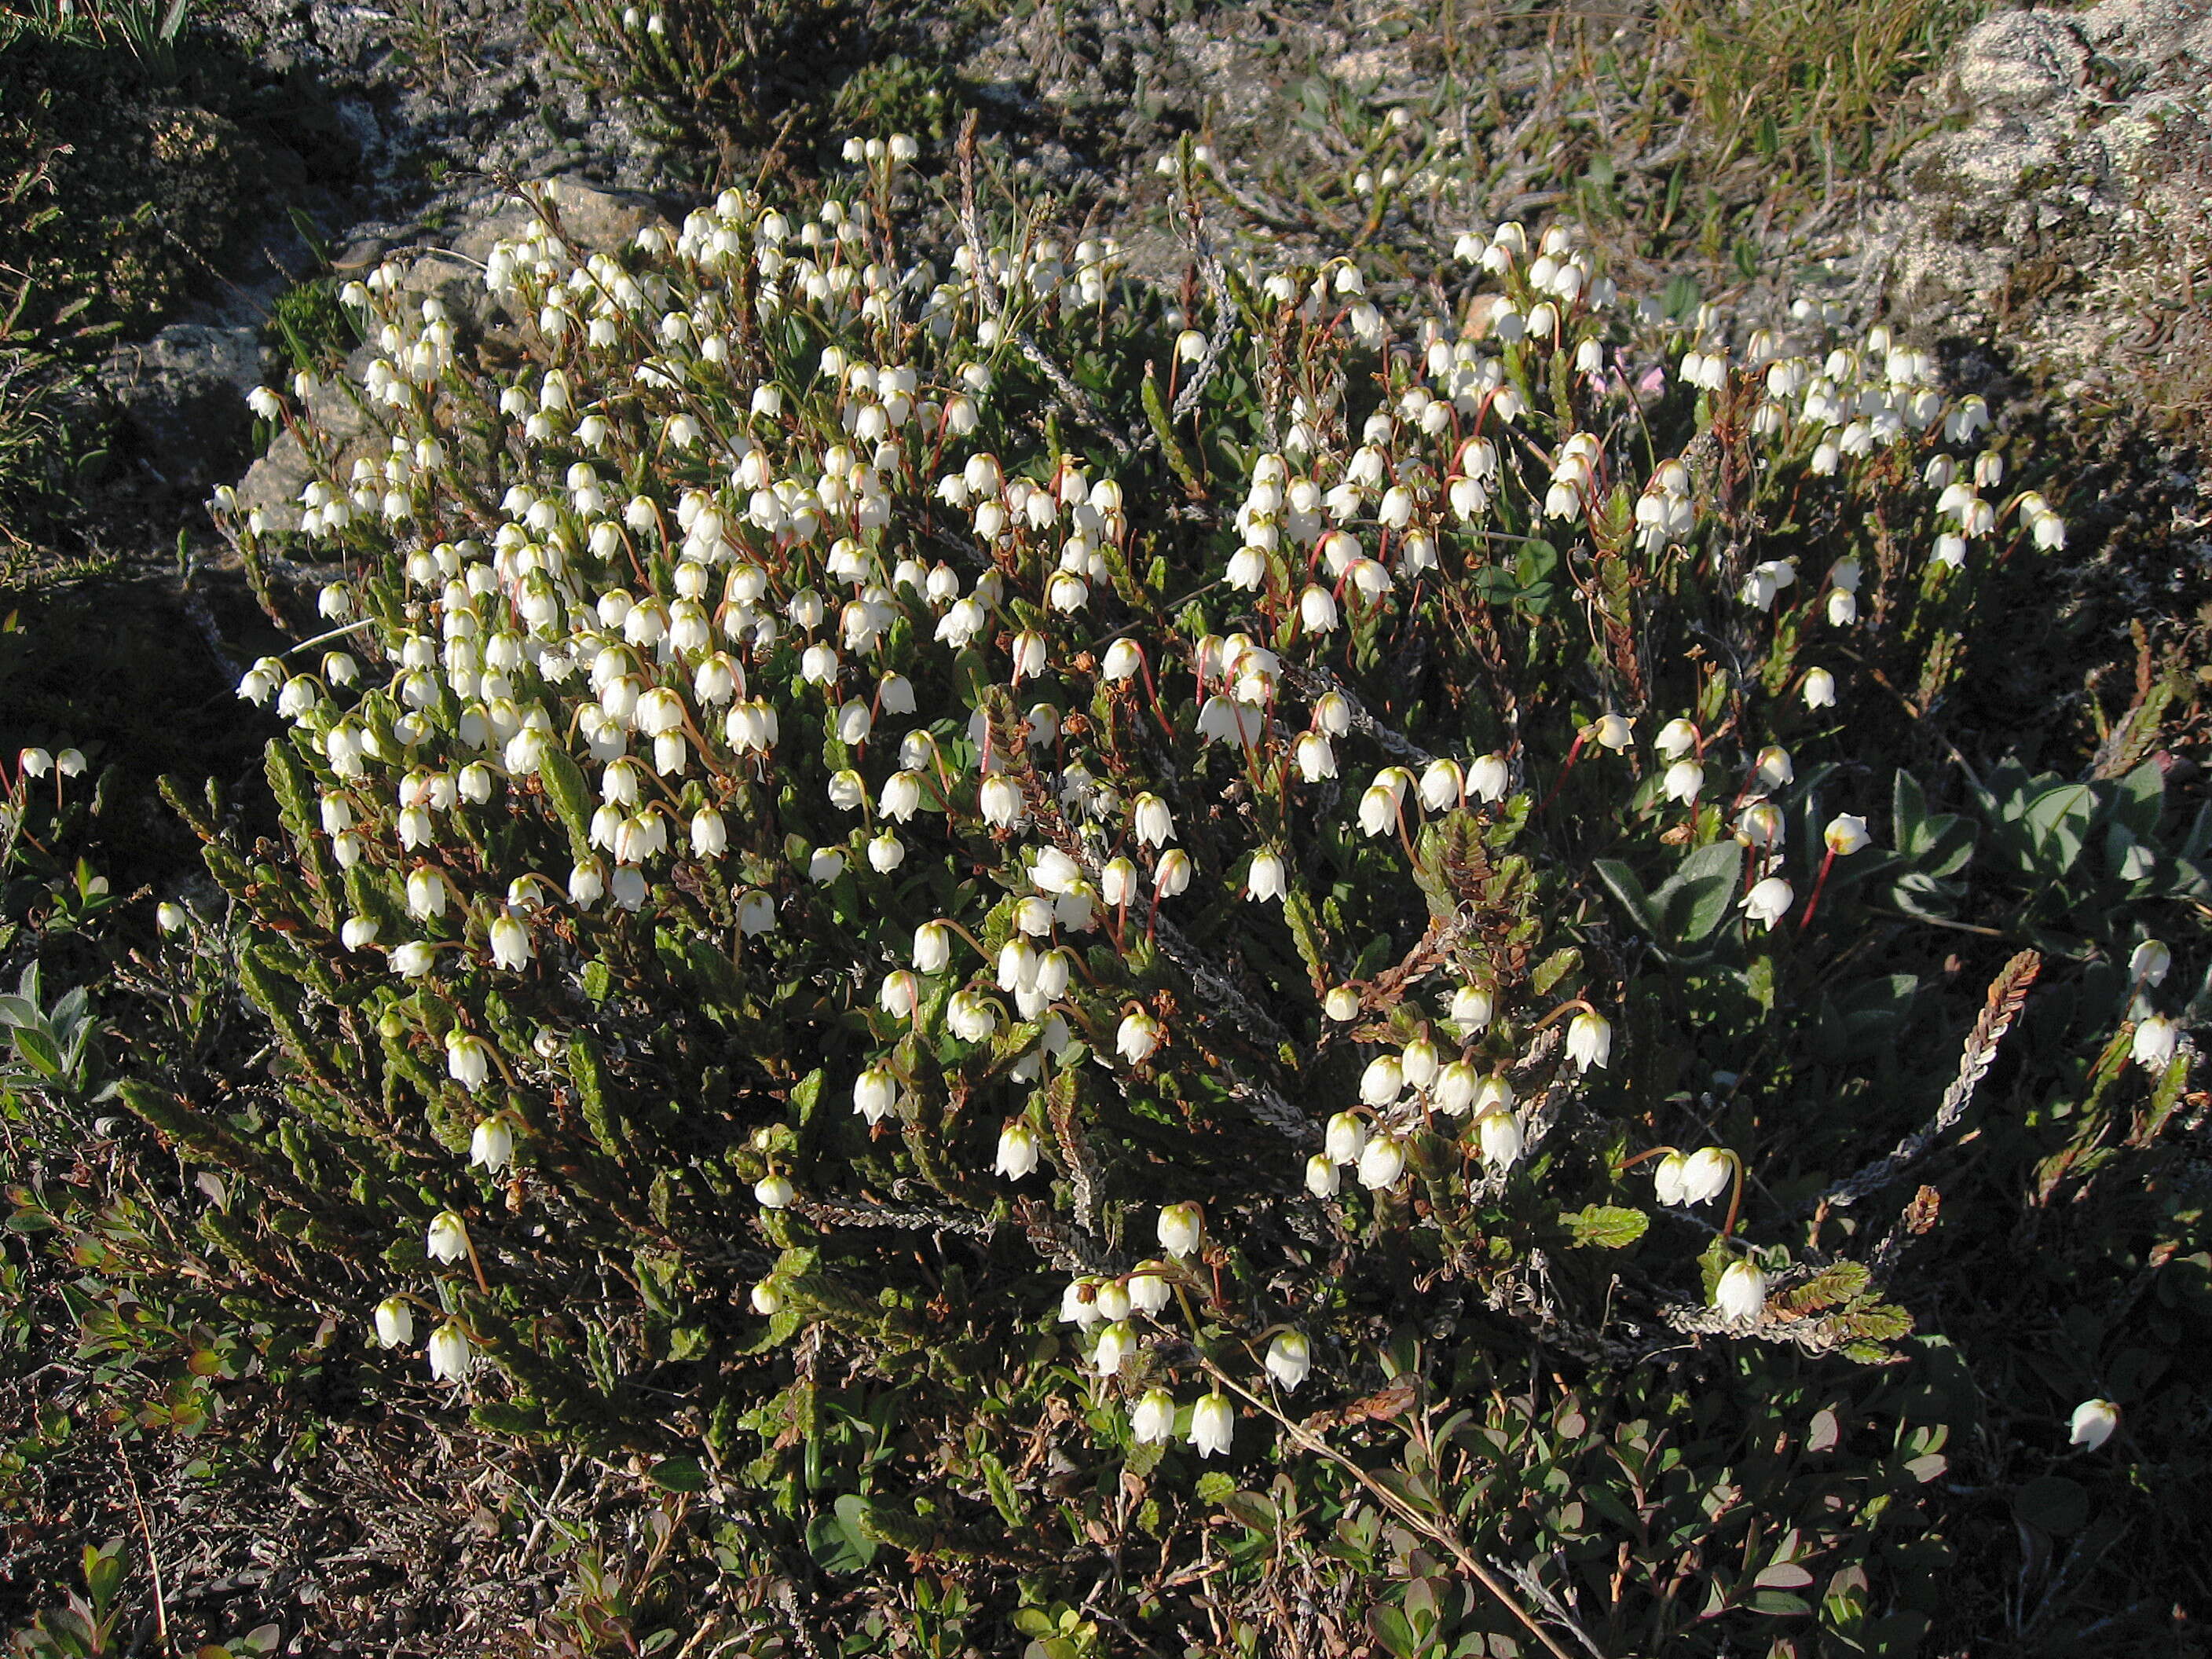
1566;1010;1613;1072
980;775;1023;829
374;1295;415;1349
1434;1061;1478;1116
1118;1009;1163;1065
2132;1015;2180;1070
754;1174;795;1210
1738;802;1785;849
1306;1154;1341;1197
1357;1133;1407;1190
1803;668;1837;709
1153;851;1192;897
1126;1269;1170;1315
1359;1054;1404;1107
469;1113;514;1173
1031;846;1082;895
426;1210;470;1264
1156;1201;1203;1258
1824;814;1872;855
994;1121;1042;1178
2130;939;2172;987
2068;1398;2119;1452
947;991;998;1043
1132;793;1174;848
1132;1387;1177;1445
1092;1320;1135;1376
1247;851;1287;903
1662;760;1705;806
1741;875;1794;931
1059;1278;1105;1326
1293;731;1337;782
1655;718;1699;760
1679;1147;1732;1206
1449;984;1494;1030
1714;1260;1767;1323
426;1320;473;1382
406;867;451;921
1189;1391;1234;1458
854;1065;897;1124
1265;1330;1312;1392
1476;1109;1523;1169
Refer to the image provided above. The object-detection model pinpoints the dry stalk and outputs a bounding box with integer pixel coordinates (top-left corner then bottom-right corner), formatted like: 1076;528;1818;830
1808;948;2042;1214
1199;1359;1588;1659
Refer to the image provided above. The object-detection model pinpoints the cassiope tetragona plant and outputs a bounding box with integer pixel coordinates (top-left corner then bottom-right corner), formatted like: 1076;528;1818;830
163;131;2191;1579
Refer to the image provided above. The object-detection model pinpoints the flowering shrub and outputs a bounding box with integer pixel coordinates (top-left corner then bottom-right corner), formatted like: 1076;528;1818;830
147;131;2204;1643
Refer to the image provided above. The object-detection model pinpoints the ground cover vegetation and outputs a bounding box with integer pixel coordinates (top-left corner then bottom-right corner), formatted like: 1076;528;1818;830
2;0;2208;1653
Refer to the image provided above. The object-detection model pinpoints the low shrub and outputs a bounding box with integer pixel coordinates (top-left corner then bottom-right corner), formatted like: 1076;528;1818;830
134;129;2206;1647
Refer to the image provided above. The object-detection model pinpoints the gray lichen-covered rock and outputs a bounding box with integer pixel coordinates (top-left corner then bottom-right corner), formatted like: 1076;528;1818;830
99;323;269;496
233;350;379;535
1870;0;2212;426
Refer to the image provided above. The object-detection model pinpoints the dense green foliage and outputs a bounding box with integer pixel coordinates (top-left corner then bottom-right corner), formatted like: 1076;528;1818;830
2;0;2208;1648
18;126;2185;1650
